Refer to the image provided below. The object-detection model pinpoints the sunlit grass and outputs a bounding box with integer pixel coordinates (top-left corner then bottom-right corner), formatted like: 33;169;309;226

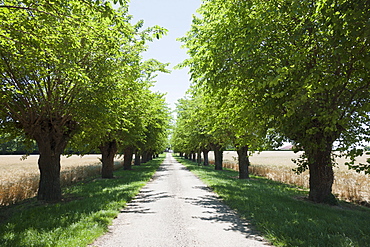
216;151;370;205
0;155;164;247
175;155;370;247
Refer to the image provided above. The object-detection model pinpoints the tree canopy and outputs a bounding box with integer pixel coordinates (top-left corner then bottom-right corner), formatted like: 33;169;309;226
176;0;370;204
0;0;170;201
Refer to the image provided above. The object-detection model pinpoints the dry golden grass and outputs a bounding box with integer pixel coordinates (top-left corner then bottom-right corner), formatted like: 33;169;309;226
209;151;370;204
0;155;124;206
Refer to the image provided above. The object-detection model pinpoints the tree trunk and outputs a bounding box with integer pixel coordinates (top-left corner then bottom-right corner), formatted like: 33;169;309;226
184;153;189;159
236;145;250;179
306;145;337;205
211;143;223;170
196;150;201;165
99;140;117;179
191;151;196;162
214;149;223;170
142;151;151;163
36;140;64;201
31;118;75;202
148;151;153;161
202;149;209;166
141;151;147;163
134;151;141;166
123;146;134;170
148;151;152;161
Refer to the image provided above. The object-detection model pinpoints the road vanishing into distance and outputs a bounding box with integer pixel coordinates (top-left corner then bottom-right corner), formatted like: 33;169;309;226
92;153;272;247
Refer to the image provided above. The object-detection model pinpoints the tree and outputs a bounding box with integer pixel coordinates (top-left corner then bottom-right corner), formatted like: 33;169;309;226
171;97;196;157
0;134;38;154
67;22;169;178
121;59;170;169
211;86;271;179
140;92;171;162
172;91;229;169
0;0;163;200
180;0;370;204
118;81;170;171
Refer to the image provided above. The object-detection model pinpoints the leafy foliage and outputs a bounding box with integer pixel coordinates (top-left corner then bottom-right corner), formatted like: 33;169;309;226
177;0;370;203
0;0;171;200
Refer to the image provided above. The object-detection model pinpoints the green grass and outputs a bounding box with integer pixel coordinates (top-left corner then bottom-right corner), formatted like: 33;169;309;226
0;155;164;247
175;156;370;247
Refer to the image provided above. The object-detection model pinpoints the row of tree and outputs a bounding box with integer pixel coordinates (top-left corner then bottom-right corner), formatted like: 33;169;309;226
172;0;370;205
0;0;170;202
0;135;38;154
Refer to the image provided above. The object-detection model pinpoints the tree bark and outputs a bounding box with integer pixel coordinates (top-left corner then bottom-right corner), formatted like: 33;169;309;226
134;151;141;166
36;139;64;201
99;140;117;179
123;146;134;170
236;145;250;179
141;151;147;163
196;150;201;165
306;146;337;204
148;151;153;161
30;118;75;202
202;149;209;166
141;151;151;163
211;143;223;170
191;151;196;162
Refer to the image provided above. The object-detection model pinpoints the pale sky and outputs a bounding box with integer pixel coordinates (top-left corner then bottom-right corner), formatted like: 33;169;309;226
129;0;202;111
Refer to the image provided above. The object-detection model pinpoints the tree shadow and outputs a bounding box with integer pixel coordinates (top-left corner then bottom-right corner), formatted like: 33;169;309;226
150;162;172;180
118;161;176;215
121;190;173;214
182;187;266;242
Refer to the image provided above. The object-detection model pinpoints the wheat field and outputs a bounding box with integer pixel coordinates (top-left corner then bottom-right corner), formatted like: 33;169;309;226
209;151;370;205
2;152;369;206
0;154;124;206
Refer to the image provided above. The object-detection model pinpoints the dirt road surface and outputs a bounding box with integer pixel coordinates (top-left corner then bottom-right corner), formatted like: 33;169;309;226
91;153;272;247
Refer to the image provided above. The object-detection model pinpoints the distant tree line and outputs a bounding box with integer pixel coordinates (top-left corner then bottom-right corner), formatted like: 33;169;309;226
0;135;38;155
0;135;105;154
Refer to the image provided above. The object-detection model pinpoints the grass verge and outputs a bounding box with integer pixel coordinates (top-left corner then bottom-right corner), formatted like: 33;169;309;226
0;155;164;247
175;155;370;247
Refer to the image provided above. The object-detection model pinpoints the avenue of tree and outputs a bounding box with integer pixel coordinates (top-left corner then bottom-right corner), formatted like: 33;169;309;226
172;0;370;205
0;0;170;202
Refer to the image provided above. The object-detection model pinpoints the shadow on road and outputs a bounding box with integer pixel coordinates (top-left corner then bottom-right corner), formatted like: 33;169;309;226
119;156;266;244
183;186;263;240
150;162;172;180
122;190;173;214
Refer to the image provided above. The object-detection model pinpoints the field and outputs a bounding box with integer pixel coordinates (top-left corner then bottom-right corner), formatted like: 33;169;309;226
0;156;163;247
209;151;370;204
0;154;124;206
1;151;369;207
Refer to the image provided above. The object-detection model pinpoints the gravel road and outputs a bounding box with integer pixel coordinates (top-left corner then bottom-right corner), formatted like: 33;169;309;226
91;153;272;247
